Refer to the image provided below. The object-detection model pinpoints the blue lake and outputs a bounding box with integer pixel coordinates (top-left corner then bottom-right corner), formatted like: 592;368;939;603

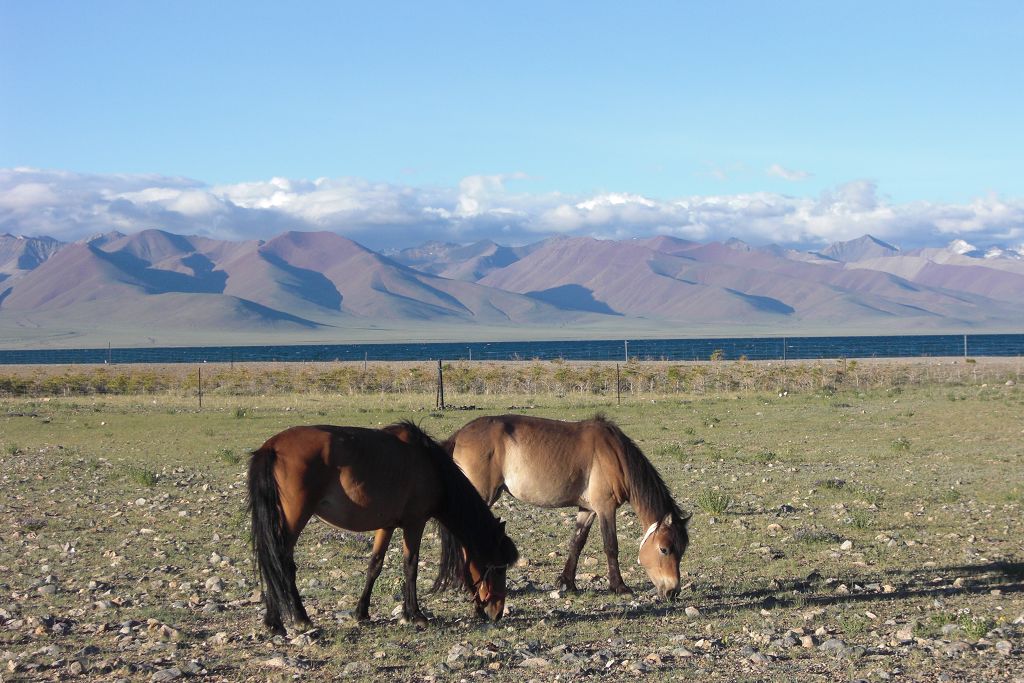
0;333;1021;365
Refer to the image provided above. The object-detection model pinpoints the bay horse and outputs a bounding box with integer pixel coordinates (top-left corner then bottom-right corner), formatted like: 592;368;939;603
247;421;518;634
446;414;690;598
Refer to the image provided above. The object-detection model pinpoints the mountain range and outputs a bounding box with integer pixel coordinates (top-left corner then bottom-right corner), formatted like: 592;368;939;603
1;229;1022;348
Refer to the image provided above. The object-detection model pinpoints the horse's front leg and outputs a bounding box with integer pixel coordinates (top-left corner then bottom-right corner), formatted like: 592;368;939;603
355;527;395;621
400;520;429;627
597;509;633;594
558;509;596;592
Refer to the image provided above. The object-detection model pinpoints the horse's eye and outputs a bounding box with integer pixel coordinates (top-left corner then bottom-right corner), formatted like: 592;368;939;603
659;546;670;556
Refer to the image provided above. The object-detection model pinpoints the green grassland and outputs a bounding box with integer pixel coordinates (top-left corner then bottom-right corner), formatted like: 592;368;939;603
0;360;1021;681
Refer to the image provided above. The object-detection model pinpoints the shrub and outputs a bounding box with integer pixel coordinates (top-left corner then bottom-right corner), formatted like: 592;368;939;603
694;489;731;515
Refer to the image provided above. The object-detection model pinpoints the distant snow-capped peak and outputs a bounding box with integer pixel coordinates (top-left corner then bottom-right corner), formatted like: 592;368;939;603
947;239;977;255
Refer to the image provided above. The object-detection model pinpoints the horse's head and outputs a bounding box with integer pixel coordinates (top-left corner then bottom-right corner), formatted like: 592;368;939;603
637;511;691;600
465;523;518;621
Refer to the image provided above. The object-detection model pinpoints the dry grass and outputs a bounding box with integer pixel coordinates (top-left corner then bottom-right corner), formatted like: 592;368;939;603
0;363;1021;681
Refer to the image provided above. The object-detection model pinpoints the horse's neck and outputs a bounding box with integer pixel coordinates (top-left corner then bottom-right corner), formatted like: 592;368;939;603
629;500;664;531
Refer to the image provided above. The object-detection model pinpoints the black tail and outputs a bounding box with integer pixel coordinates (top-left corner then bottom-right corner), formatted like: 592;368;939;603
247;446;299;627
432;522;467;592
431;434;468;592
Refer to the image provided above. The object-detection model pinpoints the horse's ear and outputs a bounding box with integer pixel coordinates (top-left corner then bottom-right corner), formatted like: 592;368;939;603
662;513;673;527
680;511;693;527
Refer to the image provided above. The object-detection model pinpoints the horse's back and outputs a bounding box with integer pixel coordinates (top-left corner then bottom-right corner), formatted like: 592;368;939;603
453;414;615;508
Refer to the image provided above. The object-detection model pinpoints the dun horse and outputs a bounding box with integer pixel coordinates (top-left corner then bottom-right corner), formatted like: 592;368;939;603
247;421;518;634
446;414;690;598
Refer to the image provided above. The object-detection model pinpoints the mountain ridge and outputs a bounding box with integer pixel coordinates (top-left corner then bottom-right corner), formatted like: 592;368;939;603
1;230;1021;347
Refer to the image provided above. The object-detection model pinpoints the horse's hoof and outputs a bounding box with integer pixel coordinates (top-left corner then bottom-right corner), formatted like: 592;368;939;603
558;579;580;593
612;584;633;595
265;622;286;637
399;613;429;628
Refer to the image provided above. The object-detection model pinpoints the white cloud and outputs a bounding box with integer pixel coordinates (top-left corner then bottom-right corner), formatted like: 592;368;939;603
767;163;812;181
1;168;1022;251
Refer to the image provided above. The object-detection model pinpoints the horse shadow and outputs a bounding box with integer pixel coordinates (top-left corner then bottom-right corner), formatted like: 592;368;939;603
503;560;1024;625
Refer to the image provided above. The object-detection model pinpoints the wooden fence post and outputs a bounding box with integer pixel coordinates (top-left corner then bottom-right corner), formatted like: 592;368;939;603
436;360;445;410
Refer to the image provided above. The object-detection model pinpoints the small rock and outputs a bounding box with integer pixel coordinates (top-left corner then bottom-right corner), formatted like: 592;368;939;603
779;635;799;648
800;635;816;648
341;661;370;677
37;584;57;596
895;628;914;643
672;647;694;658
68;660;84;675
995;640;1012;657
943;641;971;658
820;638;847;656
520;657;550;668
262;655;288;668
840;540;853;551
204;577;223;593
209;632;229;646
749;651;769;665
180;661;202;675
150;667;182;682
684;606;700;618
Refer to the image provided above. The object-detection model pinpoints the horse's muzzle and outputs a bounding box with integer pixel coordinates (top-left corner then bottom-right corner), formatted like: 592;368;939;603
483;600;505;621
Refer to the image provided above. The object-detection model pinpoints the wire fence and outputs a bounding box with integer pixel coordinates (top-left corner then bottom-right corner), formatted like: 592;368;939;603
0;333;1021;365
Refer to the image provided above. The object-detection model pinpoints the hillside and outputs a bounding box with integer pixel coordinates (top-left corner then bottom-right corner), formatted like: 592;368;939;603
1;230;1022;347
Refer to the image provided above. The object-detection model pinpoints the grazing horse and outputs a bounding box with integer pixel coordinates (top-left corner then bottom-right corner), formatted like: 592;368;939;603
446;414;690;598
247;421;518;634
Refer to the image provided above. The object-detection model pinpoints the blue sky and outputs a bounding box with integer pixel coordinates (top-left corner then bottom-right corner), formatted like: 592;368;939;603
1;1;1022;248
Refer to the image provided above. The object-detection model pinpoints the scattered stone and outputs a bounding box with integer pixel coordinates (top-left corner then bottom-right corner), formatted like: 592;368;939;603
840;540;853;551
800;635;816;649
204;577;223;593
995;640;1012;657
684;606;700;618
37;584;57;596
895;628;914;643
943;641;971;658
341;661;370;677
820;638;847;656
262;655;289;668
290;634;313;647
150;667;182;682
520;657;550;668
672;647;694;658
749;651;769;665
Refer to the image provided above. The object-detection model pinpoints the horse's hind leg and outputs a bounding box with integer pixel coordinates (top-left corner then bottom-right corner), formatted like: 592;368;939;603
399;520;429;627
597;509;633;594
283;527;314;631
558;508;596;592
355;527;395;621
276;495;315;632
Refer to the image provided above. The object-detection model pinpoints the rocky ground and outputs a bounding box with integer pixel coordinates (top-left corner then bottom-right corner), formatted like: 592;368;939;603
0;385;1021;681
